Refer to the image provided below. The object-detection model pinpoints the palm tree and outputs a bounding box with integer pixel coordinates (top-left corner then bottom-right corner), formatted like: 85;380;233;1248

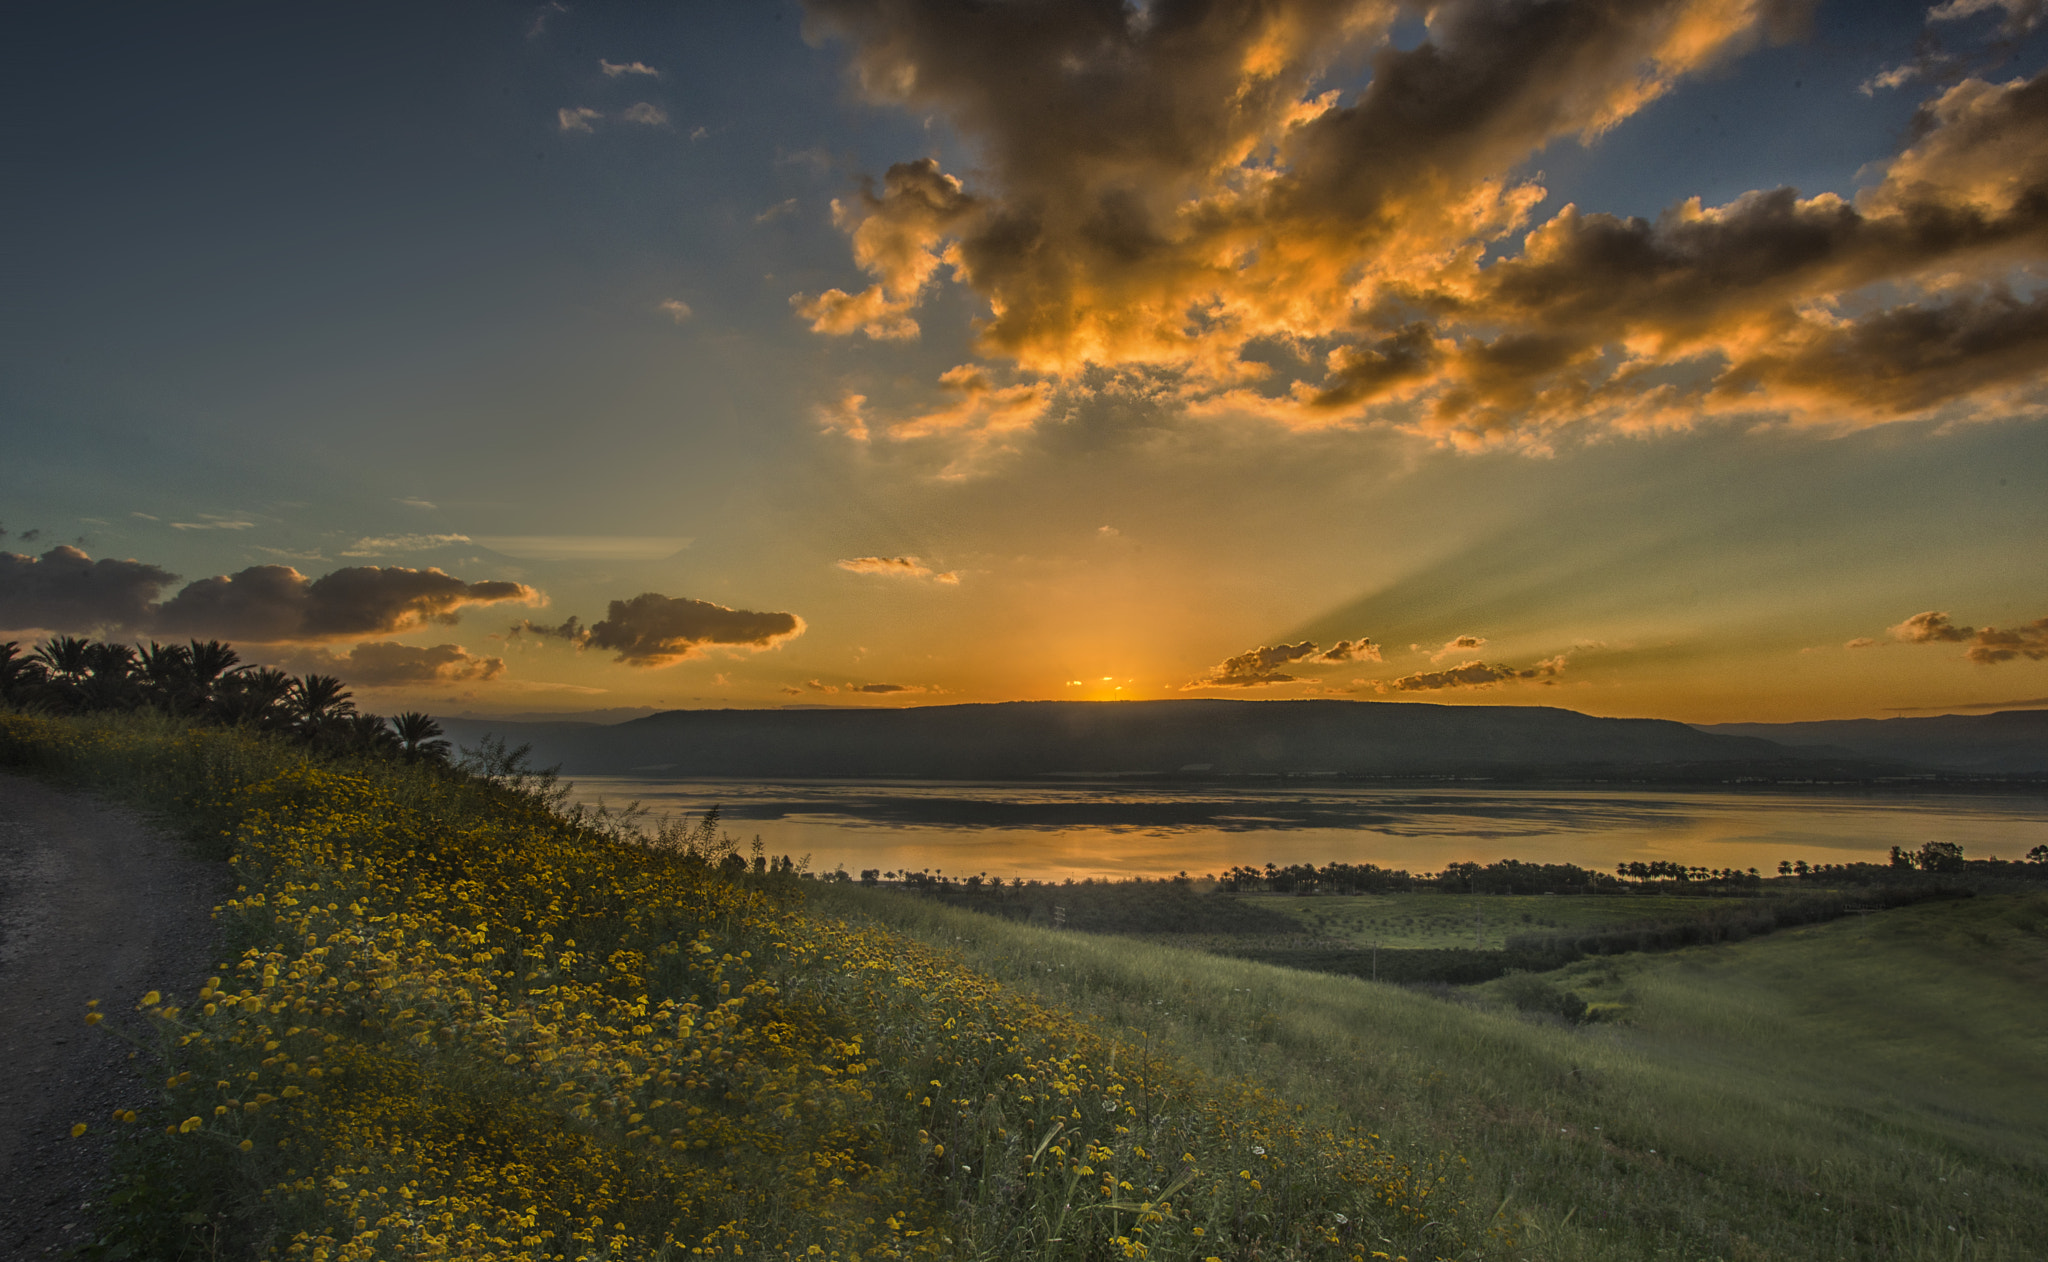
0;641;49;705
187;639;240;686
211;667;294;727
390;711;452;763
138;641;195;712
288;674;356;732
341;711;402;757
32;635;93;682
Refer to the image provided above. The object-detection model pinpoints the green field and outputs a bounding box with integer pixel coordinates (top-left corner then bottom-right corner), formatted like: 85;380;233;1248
812;882;2048;1261
1233;890;1774;951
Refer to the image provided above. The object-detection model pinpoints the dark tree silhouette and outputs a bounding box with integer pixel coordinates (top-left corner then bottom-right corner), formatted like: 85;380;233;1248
391;711;452;763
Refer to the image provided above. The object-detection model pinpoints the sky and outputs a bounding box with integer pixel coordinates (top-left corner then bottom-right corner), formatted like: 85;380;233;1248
2;0;2046;724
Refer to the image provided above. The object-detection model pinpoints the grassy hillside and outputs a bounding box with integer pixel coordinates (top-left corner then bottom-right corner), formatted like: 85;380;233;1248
809;883;2048;1262
1;712;1484;1262
1237;891;1769;951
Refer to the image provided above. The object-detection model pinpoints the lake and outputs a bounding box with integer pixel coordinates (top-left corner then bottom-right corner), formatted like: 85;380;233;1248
561;777;2048;881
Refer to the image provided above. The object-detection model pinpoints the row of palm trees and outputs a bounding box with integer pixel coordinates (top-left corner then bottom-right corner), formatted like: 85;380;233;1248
0;635;452;762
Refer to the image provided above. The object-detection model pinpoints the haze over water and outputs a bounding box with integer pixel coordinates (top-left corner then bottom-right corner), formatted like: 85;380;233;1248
569;778;2048;882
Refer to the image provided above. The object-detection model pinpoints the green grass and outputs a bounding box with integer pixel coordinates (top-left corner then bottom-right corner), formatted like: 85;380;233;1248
809;883;2048;1261
1237;891;1777;951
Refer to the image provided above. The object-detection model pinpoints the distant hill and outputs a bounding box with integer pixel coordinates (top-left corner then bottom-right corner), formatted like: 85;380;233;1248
1697;709;2048;776
436;698;1884;781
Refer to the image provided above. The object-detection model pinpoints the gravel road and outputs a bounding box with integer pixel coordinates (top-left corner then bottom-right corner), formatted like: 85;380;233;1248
0;772;225;1259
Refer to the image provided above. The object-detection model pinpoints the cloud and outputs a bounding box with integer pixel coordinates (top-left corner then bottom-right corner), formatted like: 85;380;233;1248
792;158;977;340
1185;634;1385;687
558;106;601;133
154;565;541;643
816;393;871;441
853;682;925;694
267;642;507;687
0;546;178;634
340;533;472;557
797;1;2048;447
1844;636;1882;649
1370;655;1569;692
170;515;255;531
834;555;957;583
0;548;539;642
579;592;805;667
510;615;585;642
879;363;1055;475
659;298;694;322
837;555;928;576
1929;0;2047;38
1963;617;2048;663
1315;637;1382;664
472;535;689;561
1430;634;1487;663
802;679;840;693
1865;607;2048;663
527;1;569;40
396;497;438;510
1185;641;1321;688
620;102;668;126
755;198;800;224
600;59;660;77
1890;610;1973;643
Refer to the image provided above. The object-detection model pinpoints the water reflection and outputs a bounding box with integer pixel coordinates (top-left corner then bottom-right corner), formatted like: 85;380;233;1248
565;777;2048;881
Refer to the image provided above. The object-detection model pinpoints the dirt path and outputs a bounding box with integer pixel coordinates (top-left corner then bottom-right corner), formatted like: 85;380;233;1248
0;772;225;1259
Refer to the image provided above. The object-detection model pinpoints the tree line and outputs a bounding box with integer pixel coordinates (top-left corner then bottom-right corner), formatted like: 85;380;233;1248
0;635;450;762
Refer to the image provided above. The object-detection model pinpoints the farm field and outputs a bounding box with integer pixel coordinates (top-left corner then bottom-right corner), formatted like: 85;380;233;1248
812;882;2048;1262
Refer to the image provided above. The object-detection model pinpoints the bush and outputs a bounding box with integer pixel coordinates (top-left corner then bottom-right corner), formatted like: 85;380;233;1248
1495;972;1588;1023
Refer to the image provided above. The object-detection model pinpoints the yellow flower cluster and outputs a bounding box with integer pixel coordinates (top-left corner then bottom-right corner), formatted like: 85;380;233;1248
6;714;1471;1260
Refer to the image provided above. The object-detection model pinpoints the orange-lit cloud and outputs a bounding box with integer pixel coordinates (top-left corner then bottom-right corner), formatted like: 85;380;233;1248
1369;654;1569;692
1878;608;2048;663
1317;637;1382;663
514;592;805;668
836;555;961;583
266;641;506;687
799;0;2048;447
1186;635;1382;687
1431;634;1488;663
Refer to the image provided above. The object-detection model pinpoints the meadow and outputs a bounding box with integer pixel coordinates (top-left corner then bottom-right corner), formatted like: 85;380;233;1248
1;711;1484;1262
808;881;2048;1262
1239;893;1769;951
7;706;2043;1261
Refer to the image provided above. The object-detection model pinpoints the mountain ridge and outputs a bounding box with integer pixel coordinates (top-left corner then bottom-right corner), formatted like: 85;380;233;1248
434;698;1919;781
